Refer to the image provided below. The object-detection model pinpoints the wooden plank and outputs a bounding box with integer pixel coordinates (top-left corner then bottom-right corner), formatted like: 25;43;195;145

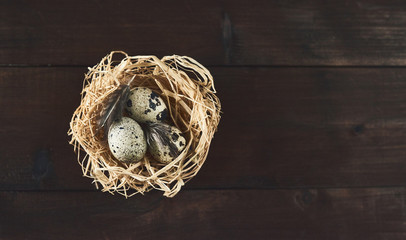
2;0;406;66
0;68;86;189
1;188;406;239
1;67;406;190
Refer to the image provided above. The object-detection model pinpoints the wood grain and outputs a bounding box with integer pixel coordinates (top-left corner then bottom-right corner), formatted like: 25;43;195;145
2;0;406;238
2;0;406;66
1;188;406;240
1;67;406;190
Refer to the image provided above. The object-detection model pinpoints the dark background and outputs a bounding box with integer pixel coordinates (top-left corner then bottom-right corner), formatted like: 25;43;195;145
1;0;406;239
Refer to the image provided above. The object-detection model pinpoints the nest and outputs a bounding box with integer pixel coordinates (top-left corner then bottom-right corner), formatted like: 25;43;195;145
68;51;221;198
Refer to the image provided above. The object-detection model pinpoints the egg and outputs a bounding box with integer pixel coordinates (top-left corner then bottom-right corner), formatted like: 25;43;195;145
126;87;168;123
108;117;147;163
149;125;186;164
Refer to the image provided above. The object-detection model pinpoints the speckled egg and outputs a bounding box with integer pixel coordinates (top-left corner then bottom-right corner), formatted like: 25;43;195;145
126;87;168;123
149;125;186;164
108;117;147;163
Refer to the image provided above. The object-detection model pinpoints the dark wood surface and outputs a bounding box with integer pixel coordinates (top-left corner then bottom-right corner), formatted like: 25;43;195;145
2;189;405;240
3;0;406;66
2;67;406;191
2;1;406;239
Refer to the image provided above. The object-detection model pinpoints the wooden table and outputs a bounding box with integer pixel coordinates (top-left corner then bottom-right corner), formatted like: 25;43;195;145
2;1;406;239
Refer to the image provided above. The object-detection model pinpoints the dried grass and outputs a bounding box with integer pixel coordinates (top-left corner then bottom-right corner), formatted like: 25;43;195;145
68;51;221;198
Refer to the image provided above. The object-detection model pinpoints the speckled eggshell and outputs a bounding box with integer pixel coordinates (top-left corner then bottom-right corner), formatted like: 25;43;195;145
108;117;147;163
126;87;168;123
149;125;186;164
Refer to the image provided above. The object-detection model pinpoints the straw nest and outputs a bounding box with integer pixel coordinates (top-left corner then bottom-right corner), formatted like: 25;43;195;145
68;51;221;198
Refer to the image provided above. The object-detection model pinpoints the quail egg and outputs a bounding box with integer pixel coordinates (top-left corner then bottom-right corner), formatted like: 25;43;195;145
108;117;147;162
149;125;186;164
126;87;168;123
